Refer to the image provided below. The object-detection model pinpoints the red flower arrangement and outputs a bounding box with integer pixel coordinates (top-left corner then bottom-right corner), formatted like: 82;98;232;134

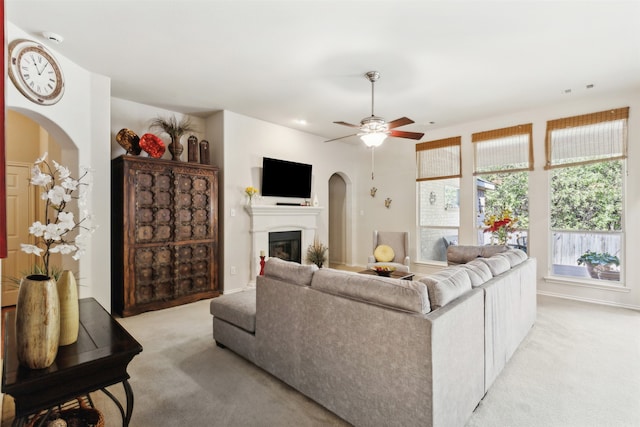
483;209;519;245
139;133;166;158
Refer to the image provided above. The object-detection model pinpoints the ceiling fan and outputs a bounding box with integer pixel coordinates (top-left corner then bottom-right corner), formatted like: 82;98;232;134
326;71;424;146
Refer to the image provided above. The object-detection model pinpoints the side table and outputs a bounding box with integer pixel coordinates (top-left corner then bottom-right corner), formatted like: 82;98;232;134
2;298;143;426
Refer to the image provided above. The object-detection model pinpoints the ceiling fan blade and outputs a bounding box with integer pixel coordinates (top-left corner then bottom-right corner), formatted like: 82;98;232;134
325;133;359;143
333;121;361;128
389;130;425;140
387;117;415;129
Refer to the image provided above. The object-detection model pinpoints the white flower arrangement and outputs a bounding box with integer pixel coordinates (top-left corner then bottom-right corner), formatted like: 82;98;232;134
20;152;96;278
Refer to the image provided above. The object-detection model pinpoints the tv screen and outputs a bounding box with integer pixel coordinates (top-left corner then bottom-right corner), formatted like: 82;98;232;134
261;157;312;198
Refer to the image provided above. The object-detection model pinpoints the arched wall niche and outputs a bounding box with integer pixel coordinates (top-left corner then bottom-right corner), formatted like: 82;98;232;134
328;170;354;267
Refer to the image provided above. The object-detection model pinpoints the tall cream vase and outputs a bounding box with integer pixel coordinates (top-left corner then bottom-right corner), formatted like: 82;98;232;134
57;270;79;345
15;274;60;369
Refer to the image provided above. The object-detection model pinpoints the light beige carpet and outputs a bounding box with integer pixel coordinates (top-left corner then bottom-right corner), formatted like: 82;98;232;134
3;294;640;426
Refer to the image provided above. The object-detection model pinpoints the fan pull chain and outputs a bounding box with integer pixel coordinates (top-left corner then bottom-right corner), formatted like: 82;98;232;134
371;147;375;180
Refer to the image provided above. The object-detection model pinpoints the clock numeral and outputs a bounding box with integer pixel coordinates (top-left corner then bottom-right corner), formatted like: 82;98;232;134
22;73;30;80
29;81;35;89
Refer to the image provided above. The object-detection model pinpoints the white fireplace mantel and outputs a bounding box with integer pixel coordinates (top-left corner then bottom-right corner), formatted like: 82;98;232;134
245;204;323;285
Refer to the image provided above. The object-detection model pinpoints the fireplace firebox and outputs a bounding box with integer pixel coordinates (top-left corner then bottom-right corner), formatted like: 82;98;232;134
269;230;302;263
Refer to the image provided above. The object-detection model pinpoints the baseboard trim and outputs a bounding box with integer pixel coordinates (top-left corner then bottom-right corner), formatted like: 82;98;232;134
537;290;640;311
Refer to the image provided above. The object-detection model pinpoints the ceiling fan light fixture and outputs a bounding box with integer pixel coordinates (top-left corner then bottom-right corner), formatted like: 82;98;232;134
360;132;387;147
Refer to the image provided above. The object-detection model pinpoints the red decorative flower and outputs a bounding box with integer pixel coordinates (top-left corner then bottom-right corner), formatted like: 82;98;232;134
139;133;166;158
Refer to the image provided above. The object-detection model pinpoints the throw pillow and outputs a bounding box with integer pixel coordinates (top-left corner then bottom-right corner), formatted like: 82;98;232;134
374;244;395;262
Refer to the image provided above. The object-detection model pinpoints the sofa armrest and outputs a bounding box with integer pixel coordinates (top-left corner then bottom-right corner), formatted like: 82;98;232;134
427;287;485;427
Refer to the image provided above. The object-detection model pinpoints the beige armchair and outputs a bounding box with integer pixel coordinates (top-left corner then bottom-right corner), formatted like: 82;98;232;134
366;230;410;272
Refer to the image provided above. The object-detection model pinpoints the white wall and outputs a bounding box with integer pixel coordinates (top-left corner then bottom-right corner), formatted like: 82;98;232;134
6;22;112;309
369;89;640;309
10;19;637;309
213;110;361;292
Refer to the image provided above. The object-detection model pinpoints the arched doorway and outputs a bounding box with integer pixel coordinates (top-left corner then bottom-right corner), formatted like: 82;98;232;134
1;110;78;307
328;172;353;268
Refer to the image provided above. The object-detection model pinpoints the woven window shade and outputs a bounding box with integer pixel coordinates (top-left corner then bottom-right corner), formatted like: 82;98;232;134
416;137;461;181
544;107;629;169
472;124;533;175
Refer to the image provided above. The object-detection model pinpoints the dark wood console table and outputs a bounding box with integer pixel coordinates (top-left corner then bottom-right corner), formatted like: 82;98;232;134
2;298;143;426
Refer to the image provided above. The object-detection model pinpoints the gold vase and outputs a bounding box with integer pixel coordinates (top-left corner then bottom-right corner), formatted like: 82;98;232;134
16;274;60;369
57;270;79;346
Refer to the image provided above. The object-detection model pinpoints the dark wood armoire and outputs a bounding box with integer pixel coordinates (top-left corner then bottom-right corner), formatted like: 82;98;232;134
111;155;220;317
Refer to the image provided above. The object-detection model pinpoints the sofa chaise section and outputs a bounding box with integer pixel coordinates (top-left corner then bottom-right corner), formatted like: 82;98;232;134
255;264;485;427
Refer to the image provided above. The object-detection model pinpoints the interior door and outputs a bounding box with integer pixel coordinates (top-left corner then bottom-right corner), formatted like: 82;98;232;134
1;162;36;307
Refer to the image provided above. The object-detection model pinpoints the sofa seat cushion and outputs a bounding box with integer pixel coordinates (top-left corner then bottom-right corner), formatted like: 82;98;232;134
210;290;257;333
459;259;493;287
264;257;318;287
311;269;430;314
476;255;511;276
446;245;509;265
418;267;472;310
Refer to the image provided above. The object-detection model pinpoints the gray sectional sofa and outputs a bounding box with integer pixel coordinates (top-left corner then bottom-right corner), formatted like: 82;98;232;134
210;246;536;427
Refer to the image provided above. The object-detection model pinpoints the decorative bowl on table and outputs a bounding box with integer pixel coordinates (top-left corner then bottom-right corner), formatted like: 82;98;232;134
373;266;396;277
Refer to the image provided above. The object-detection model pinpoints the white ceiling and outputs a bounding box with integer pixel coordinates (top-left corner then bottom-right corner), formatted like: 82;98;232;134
7;1;640;143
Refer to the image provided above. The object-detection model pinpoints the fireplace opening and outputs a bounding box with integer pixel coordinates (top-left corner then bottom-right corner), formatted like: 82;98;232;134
269;230;302;263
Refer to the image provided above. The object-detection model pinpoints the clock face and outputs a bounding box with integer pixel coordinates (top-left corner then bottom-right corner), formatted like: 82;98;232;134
8;39;65;105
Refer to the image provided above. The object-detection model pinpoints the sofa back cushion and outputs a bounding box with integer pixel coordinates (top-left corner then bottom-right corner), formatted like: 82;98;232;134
418;267;472;310
446;245;509;265
310;269;430;314
476;256;511;276
493;249;528;267
459;259;493;288
264;257;318;287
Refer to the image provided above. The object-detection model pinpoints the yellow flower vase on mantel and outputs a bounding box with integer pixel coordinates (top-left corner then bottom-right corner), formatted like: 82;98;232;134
16;274;60;369
57;270;79;346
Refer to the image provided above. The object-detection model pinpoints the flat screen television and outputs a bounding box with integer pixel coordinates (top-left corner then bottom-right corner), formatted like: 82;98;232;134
261;157;312;198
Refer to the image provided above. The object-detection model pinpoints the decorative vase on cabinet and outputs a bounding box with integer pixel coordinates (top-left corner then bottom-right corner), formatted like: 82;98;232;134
15;275;60;369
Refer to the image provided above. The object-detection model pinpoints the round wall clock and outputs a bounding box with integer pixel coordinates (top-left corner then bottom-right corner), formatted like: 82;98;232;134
8;39;65;106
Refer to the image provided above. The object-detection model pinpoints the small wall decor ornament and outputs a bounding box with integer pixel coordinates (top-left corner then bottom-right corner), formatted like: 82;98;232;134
385;197;392;208
370;187;377;197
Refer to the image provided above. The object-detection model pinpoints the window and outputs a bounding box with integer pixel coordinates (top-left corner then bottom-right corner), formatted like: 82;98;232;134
473;124;532;249
546;107;628;283
416;137;461;262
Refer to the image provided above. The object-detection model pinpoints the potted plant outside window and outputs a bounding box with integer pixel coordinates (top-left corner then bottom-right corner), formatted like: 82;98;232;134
577;250;620;280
